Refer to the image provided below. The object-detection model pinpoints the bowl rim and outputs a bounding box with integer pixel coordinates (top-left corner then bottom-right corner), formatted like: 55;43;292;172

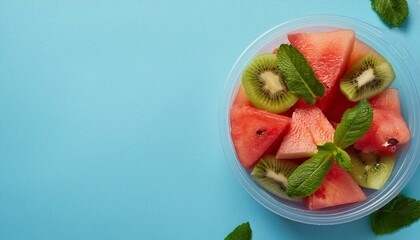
219;14;420;225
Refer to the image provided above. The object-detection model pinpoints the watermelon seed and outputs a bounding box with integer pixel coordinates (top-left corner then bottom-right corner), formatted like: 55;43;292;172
387;138;399;147
256;130;266;136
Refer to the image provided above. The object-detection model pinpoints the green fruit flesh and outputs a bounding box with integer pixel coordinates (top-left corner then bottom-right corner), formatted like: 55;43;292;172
251;155;300;201
242;53;298;113
340;55;395;101
347;147;396;190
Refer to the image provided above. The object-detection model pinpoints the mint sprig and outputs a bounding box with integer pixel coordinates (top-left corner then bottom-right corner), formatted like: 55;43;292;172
334;99;373;149
287;100;373;198
287;145;334;198
276;44;324;104
225;222;252;240
371;0;409;27
371;194;420;235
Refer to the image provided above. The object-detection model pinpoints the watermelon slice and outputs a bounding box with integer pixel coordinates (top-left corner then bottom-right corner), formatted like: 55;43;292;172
304;163;367;210
354;108;410;154
230;105;291;168
276;106;334;159
276;110;316;159
288;30;355;110
347;38;383;70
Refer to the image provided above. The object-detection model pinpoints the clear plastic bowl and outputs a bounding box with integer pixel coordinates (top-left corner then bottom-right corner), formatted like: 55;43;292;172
219;15;420;225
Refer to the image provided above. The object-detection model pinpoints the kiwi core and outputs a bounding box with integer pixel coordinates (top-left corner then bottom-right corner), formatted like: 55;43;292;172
266;169;288;186
356;68;375;88
259;71;284;94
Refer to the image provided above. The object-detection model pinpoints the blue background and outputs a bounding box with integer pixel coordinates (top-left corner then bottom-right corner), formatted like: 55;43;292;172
0;1;419;239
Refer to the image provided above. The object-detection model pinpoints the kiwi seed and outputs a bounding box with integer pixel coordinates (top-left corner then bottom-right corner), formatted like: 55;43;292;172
242;53;298;113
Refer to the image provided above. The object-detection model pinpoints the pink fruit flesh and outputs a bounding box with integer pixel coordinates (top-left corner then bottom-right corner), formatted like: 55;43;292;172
276;110;316;159
296;106;335;145
304;163;367;210
276;106;334;159
369;88;401;115
230;105;291;168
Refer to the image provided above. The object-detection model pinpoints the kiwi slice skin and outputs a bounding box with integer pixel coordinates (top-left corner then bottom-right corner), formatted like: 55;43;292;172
242;53;297;113
347;147;396;190
340;55;395;102
251;155;300;201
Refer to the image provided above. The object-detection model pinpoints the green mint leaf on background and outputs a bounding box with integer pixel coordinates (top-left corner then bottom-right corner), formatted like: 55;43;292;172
334;99;373;149
371;0;409;27
371;194;420;235
287;151;334;198
225;222;252;240
334;147;352;171
276;44;324;104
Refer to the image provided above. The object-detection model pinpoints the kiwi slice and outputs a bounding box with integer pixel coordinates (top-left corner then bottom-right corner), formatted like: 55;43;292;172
251;155;300;201
347;147;396;190
242;53;297;113
340;55;395;101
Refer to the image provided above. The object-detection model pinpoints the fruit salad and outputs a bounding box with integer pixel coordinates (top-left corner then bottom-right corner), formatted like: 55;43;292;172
229;29;410;210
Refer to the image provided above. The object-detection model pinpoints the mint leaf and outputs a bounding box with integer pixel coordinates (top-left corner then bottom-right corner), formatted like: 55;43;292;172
225;222;252;240
276;44;324;104
371;194;420;235
334;99;373;149
287;152;334;198
335;147;352;171
317;142;337;154
317;143;353;170
371;0;409;27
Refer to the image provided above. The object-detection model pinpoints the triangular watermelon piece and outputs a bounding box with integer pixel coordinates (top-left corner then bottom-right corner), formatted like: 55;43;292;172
276;106;334;159
230;105;291;168
304;163;367;210
276;110;316;159
288;30;355;110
